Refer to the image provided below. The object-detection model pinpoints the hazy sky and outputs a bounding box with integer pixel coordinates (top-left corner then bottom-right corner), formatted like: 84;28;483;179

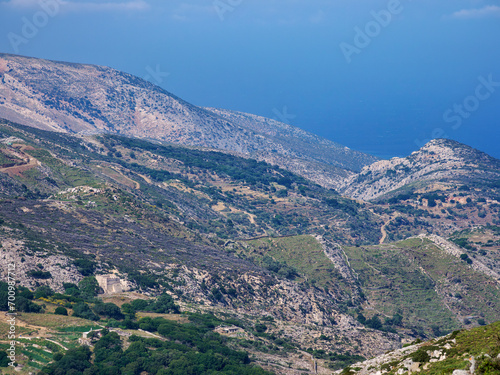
0;0;499;159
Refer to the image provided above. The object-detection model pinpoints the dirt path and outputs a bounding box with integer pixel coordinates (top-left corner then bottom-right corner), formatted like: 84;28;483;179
0;144;39;177
380;221;389;244
137;173;152;184
379;213;400;244
110;166;141;189
0;312;49;339
94;164;141;189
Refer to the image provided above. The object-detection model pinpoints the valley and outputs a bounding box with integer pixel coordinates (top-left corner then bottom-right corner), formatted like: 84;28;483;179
0;54;498;374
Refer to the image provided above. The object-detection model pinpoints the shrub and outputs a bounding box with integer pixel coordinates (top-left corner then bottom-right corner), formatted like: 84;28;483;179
78;276;100;300
477;356;500;374
35;285;54;299
411;348;430;363
255;323;267;333
54;307;68;316
27;270;52;279
72;302;100;321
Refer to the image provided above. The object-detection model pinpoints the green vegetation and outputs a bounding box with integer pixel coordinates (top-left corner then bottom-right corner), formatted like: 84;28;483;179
40;314;273;375
0;281;42;313
54;306;68;316
0;350;9;367
105;134;311;190
245;235;347;292
26;269;52;279
78;276;100;300
344;239;484;336
72;302;100;321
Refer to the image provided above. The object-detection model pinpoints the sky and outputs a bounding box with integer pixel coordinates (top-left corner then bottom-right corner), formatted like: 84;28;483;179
0;0;499;159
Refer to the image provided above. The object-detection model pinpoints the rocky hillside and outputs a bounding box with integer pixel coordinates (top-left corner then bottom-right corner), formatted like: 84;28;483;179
339;138;500;201
337;321;500;375
206;108;377;187
0;118;401;373
0;53;377;189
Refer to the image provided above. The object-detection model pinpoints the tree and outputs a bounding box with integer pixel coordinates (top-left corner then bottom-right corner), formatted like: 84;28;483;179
93;332;122;363
35;285;54;299
73;303;100;321
93;302;124;320
17;296;42;313
147;293;179;314
365;315;383;330
130;299;149;312
55;306;68;316
78;277;100;300
254;323;267;333
0;351;9;367
40;346;92;374
0;282;10;311
63;283;81;297
18;286;34;300
120;303;136;318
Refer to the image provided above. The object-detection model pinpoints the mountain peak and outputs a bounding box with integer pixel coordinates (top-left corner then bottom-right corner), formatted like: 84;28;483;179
339;138;500;201
0;53;376;189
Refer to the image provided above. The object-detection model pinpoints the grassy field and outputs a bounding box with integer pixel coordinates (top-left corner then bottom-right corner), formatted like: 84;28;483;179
344;237;500;336
245;235;345;290
17;313;101;330
136;312;189;323
0;322;31;338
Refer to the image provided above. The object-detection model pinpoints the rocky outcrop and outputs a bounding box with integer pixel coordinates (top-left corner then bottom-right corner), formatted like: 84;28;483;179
422;234;500;284
0;236;82;293
335;335;459;375
338;139;500;201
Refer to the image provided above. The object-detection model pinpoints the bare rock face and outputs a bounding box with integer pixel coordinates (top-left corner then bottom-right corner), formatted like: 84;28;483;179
339;139;500;201
172;264;400;359
0;53;377;189
0;236;82;293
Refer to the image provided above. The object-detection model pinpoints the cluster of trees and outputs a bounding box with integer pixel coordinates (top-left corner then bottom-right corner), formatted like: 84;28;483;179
26;269;52;279
386;191;451;208
357;312;403;333
0;281;42;313
453;237;475;251
73;258;97;276
261;256;298;280
460;253;473;265
121;293;179;316
104;134;311;190
41;314;272;375
324;198;359;216
1;275;180;326
386;192;416;204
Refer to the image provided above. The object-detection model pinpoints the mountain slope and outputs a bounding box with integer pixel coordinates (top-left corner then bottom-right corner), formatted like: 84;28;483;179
337;321;500;375
343;236;500;338
0;118;400;373
0;118;500;373
0;53;377;188
339;138;500;201
206;108;377;186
